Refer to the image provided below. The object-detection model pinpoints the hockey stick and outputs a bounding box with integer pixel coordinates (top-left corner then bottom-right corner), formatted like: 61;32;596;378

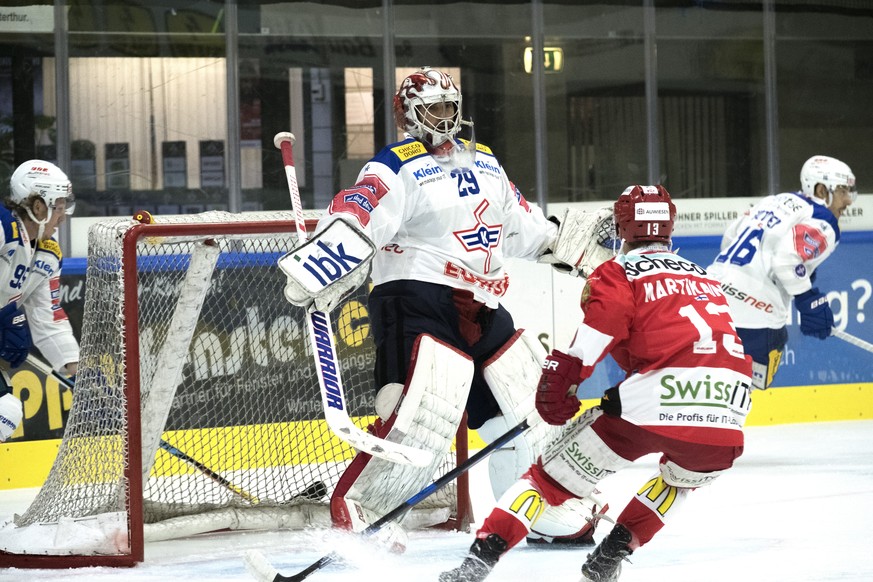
273;131;431;467
24;353;264;504
832;329;873;354
244;417;531;582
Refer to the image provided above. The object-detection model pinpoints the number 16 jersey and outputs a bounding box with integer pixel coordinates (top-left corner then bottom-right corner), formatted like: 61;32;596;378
707;192;840;329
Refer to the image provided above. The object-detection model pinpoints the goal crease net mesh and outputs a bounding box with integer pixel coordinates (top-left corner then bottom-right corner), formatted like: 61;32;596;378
0;211;467;564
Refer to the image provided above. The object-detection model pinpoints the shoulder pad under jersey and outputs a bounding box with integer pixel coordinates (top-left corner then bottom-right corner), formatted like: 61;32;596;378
371;138;430;173
458;139;495;157
37;238;63;260
0;207;21;246
786;192;841;242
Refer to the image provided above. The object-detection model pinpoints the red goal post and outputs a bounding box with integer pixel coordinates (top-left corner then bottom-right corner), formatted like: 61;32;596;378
0;211;471;568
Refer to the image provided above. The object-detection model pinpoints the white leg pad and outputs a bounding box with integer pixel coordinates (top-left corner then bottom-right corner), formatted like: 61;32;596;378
337;334;474;531
660;459;725;488
482;331;601;540
481;331;561;498
751;361;769;391
540;408;632;499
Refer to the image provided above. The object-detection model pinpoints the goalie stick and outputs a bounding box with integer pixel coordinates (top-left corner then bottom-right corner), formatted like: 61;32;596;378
243;417;532;582
832;329;873;355
273;131;431;467
24;353;270;505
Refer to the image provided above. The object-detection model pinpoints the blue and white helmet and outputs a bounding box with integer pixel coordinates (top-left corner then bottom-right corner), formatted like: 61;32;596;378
800;155;856;205
9;160;75;215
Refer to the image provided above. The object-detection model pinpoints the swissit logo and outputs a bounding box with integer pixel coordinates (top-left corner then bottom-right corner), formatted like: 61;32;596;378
659;373;751;414
294;240;365;286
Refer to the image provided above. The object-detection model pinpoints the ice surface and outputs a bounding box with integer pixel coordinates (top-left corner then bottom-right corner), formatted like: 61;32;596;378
2;420;872;581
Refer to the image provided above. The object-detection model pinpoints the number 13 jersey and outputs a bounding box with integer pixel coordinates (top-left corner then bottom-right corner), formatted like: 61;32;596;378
568;248;753;447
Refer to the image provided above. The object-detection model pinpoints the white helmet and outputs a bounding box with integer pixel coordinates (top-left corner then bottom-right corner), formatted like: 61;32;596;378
9;160;75;216
800;155;857;205
393;67;462;147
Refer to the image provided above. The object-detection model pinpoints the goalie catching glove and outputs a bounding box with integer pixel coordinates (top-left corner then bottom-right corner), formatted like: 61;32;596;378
536;350;584;426
278;218;376;313
538;206;617;278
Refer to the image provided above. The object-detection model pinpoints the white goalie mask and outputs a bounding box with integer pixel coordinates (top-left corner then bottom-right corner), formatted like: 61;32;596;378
800;155;857;206
393;67;463;147
9;160;76;217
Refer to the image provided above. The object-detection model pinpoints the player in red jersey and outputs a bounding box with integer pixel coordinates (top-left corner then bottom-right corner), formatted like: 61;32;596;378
440;185;753;582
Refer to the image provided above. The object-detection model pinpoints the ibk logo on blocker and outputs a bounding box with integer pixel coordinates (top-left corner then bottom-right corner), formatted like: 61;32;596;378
294;240;365;287
279;220;375;293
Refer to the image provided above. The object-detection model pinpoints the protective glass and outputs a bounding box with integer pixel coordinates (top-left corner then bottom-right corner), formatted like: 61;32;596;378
39;181;76;216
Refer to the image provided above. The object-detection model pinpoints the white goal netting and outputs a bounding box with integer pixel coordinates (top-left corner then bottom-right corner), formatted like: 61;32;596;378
0;211;468;566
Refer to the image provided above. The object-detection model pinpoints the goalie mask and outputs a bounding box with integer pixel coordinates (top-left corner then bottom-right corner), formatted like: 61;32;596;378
800;155;857;207
9;160;76;217
393;67;462;148
614;184;676;244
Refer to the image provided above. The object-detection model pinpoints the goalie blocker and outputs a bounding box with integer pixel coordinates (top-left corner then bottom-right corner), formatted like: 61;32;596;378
279;218;376;313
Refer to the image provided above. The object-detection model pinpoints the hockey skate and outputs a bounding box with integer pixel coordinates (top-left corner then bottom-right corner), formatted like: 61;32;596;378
526;500;608;547
579;524;633;582
438;534;508;582
526;528;595;546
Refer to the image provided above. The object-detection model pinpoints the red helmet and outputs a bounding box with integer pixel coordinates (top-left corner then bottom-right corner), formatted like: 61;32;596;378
613;184;676;244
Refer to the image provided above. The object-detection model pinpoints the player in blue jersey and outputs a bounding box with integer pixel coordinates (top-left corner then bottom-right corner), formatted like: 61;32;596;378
708;155;855;390
0;160;79;442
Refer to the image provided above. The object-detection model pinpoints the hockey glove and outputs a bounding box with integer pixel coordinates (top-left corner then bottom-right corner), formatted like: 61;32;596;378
278;219;375;314
794;288;833;340
0;303;32;368
0;392;23;442
538;207;617;279
536;350;583;426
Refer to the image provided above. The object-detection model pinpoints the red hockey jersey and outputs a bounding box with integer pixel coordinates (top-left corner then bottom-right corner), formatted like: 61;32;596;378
566;247;752;446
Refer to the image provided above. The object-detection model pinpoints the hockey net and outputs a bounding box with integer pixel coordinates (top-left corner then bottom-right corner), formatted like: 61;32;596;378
0;211;471;567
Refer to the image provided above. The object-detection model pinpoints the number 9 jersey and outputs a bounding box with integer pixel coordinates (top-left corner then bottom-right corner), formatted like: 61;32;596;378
0;206;79;372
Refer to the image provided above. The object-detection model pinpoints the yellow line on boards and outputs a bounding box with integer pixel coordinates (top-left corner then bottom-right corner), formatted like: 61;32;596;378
1;383;871;490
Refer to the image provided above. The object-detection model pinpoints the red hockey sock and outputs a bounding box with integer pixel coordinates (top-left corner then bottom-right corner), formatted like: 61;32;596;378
477;508;531;549
615;497;664;549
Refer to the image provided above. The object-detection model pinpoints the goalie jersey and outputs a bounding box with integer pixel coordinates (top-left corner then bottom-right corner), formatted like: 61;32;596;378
317;137;557;308
707;192;840;329
0;206;79;371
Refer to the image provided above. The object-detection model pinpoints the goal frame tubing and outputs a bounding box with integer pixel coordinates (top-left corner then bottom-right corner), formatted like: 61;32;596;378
1;218;471;568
